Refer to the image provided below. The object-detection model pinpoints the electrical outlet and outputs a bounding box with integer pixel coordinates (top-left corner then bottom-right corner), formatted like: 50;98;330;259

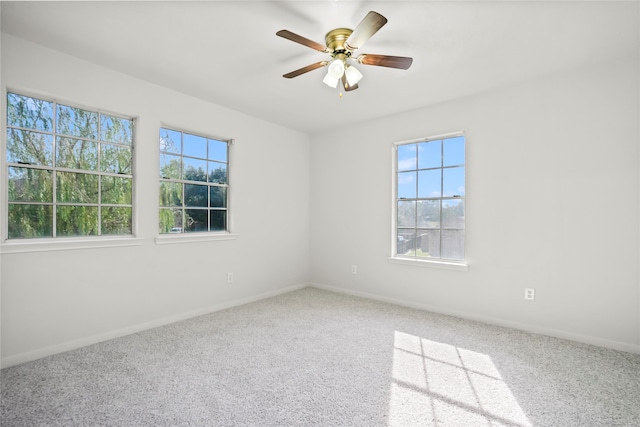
351;265;357;274
524;288;535;301
227;272;234;283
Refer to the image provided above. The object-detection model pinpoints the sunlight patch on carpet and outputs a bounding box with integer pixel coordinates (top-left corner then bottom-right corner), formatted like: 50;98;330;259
388;331;532;427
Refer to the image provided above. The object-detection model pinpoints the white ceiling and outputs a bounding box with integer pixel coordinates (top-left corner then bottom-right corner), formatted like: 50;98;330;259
2;1;638;134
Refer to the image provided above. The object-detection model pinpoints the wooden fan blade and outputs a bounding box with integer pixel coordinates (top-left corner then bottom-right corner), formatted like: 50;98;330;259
357;54;413;70
276;29;329;53
283;61;327;78
341;75;358;92
345;11;388;50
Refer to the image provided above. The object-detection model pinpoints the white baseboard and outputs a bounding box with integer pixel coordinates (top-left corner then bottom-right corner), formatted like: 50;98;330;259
1;283;308;369
309;282;640;355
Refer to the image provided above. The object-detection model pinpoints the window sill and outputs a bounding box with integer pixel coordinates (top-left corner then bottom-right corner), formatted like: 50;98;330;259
155;232;237;245
1;236;144;254
388;256;469;271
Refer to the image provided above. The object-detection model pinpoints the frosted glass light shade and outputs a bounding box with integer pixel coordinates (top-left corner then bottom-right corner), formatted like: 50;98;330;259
323;73;340;88
345;65;363;86
327;59;345;79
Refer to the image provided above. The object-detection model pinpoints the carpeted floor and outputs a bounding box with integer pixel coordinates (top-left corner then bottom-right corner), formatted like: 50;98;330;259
1;287;639;426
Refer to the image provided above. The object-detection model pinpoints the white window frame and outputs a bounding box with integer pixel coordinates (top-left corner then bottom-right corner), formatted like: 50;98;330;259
389;131;468;271
156;126;234;243
2;90;139;252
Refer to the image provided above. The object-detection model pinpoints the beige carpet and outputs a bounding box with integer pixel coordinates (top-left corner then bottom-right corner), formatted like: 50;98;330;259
2;287;639;426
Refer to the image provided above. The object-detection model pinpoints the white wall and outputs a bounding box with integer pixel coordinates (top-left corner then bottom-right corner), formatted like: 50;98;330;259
310;57;640;353
2;34;639;368
0;35;311;367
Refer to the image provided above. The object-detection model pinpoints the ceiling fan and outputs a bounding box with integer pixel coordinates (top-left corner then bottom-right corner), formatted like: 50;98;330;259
276;11;413;92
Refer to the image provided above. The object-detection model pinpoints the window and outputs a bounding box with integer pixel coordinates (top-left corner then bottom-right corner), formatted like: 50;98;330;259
159;127;229;234
393;133;465;262
6;92;134;239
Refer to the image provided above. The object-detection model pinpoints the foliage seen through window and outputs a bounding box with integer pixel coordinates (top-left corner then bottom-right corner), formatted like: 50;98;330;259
159;127;229;234
6;92;134;239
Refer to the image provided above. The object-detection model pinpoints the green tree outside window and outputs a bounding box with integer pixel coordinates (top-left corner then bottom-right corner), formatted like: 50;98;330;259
6;92;134;239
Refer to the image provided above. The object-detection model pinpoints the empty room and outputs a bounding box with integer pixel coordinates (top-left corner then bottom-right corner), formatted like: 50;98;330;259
1;1;639;426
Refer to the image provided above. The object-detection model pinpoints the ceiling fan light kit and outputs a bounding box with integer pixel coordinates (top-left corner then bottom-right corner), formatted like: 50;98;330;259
322;71;340;88
327;58;345;79
344;65;363;86
276;11;413;94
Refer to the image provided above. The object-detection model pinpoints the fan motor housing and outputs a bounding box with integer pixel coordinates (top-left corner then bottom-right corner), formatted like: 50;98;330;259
325;28;353;53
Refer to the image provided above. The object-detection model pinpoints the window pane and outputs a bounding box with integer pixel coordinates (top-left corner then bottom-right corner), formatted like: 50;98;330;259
418;169;441;198
8;167;52;202
398;171;416;199
159;127;230;235
184;183;208;207
210;186;227;208
208;139;227;162
101;176;132;205
397;200;416;228
208;162;227;184
185;209;207;232
183;157;207;182
7;93;53;131
6;93;134;240
56;205;98;236
444;136;465;166
442;230;465;260
102;206;132;235
57;137;98;171
397;229;416;256
159;208;183;234
417;200;440;228
443;166;465;197
7;129;53;166
56;172;99;203
56;104;98;139
417;230;440;258
101;143;131;174
183;133;207;159
395;134;465;261
160;128;181;154
442;199;464;229
101;114;132;145
8;204;53;238
160;153;181;179
159;182;182;207
418;140;441;169
210;210;226;231
397;144;417;171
